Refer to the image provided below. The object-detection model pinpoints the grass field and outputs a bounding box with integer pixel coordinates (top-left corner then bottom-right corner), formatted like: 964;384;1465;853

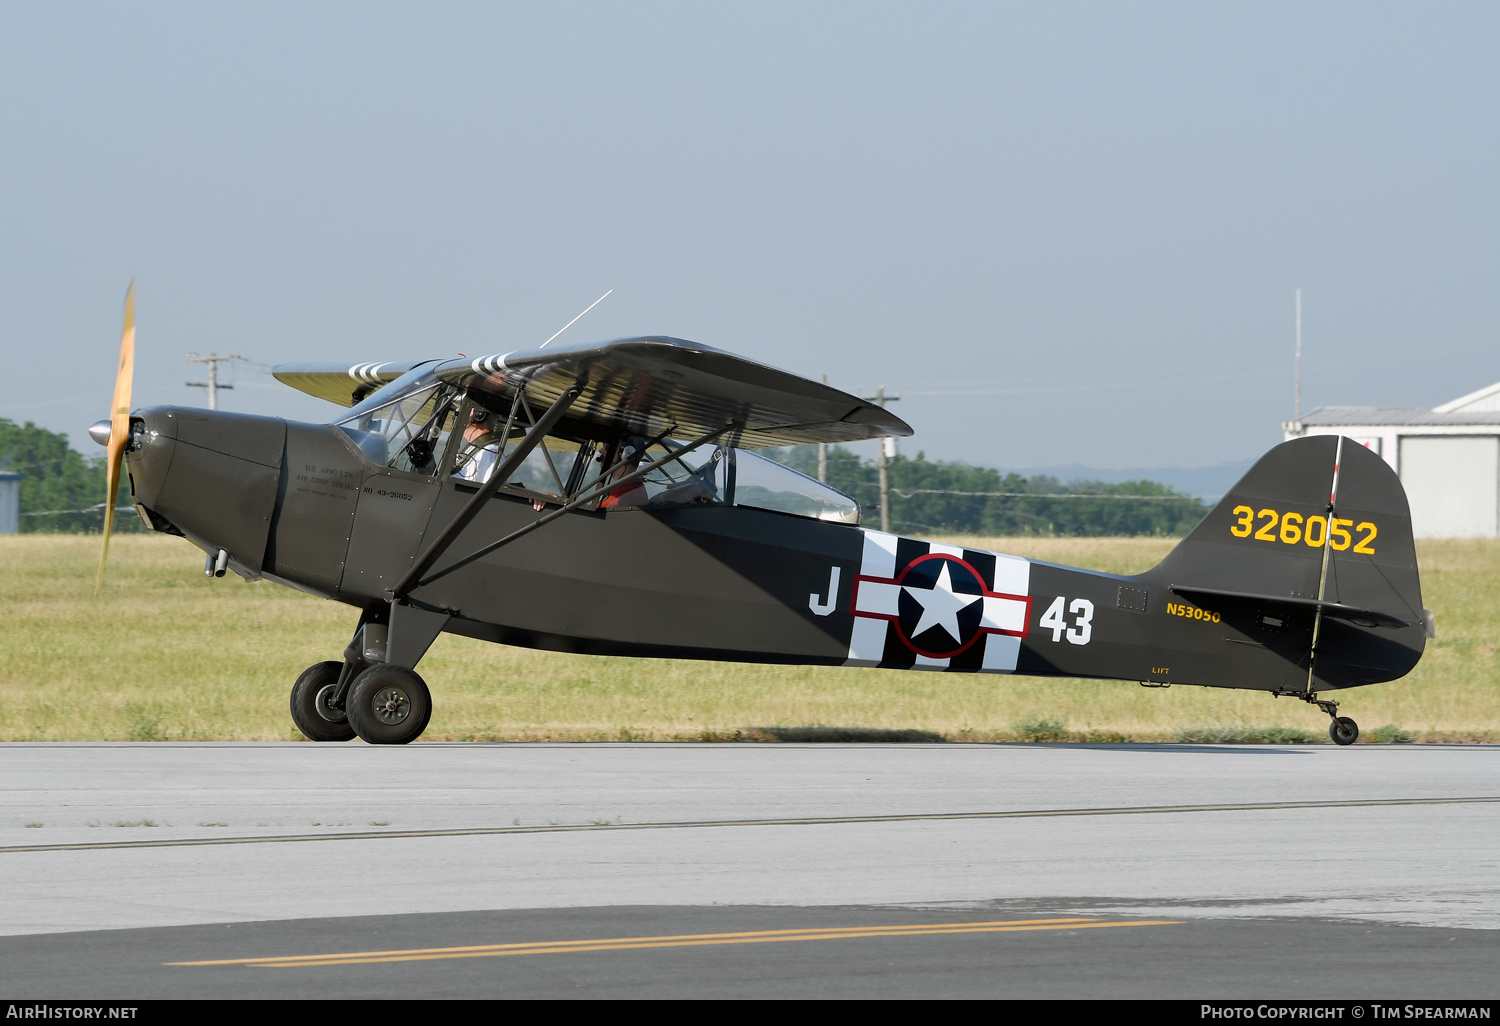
1;534;1495;743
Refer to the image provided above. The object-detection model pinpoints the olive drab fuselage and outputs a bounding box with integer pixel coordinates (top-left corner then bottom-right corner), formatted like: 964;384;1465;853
125;406;1426;695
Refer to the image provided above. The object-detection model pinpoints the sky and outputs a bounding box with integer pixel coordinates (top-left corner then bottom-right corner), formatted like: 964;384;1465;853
2;2;1498;473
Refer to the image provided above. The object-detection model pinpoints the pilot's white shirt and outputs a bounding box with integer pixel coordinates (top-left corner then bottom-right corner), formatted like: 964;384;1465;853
454;444;499;483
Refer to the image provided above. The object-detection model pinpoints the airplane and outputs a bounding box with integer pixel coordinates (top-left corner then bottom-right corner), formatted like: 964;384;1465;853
91;287;1429;746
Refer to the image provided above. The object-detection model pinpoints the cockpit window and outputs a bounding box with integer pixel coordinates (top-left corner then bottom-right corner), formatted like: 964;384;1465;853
631;441;730;508
335;376;462;475
353;378;860;523
732;448;861;523
597;440;858;522
453;421;601;505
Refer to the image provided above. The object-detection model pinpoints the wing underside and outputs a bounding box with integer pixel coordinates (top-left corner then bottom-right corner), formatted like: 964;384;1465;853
439;336;912;448
272;361;429;408
274;337;912;447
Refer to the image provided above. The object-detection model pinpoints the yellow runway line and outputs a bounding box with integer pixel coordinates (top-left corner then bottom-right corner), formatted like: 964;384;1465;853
172;917;1096;965
169;917;1180;969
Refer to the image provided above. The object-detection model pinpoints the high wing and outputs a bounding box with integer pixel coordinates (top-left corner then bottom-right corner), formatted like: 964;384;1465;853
273;360;433;407
277;336;913;448
439;336;911;448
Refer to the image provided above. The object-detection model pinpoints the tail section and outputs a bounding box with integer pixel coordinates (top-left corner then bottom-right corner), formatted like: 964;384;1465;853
1148;435;1425;691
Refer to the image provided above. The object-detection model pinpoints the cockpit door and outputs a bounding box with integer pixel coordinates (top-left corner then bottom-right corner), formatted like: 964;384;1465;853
333;378;461;600
341;468;443;600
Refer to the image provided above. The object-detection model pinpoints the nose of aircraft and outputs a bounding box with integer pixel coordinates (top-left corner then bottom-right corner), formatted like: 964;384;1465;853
126;406;286;577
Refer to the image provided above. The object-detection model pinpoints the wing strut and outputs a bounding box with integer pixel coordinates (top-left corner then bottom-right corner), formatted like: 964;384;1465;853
390;380;586;600
408;420;737;592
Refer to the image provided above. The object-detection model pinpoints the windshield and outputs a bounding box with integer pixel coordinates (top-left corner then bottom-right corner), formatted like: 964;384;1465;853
335;371;462;475
336;363;443;423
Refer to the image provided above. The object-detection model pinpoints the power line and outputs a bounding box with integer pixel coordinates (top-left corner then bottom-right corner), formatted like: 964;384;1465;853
0;455;89;473
891;489;1207;502
856;330;1500;398
22;503;134;517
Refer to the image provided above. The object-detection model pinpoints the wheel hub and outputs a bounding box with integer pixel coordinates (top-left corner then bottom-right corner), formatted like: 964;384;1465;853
314;683;348;724
371;686;411;725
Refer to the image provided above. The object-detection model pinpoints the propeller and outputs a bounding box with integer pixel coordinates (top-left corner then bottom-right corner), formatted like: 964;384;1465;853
94;283;135;597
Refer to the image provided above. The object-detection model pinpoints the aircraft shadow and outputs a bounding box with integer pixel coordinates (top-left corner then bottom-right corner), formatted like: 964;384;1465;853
748;727;947;743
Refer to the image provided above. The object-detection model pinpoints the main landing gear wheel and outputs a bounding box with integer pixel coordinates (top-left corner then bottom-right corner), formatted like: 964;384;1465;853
289;661;356;742
345;664;432;745
1329;716;1360;746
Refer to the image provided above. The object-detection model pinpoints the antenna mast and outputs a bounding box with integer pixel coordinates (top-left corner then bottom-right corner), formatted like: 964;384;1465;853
1294;289;1302;422
539;290;613;349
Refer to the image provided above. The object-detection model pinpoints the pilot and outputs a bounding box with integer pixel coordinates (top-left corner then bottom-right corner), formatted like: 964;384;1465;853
452;407;500;483
453;405;551;512
599;441;649;509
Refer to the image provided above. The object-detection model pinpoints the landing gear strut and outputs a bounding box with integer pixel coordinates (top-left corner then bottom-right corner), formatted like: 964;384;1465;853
289;604;447;745
1279;691;1359;746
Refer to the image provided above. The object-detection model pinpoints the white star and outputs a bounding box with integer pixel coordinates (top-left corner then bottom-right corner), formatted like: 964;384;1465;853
904;560;980;646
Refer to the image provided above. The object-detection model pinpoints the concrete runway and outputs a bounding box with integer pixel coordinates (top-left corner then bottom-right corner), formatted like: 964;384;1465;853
2;742;1497;997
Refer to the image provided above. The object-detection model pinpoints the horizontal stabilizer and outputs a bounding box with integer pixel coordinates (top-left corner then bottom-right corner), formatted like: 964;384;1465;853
1169;584;1411;629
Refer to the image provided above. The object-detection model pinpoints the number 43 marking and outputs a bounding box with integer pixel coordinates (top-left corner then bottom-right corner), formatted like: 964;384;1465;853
1040;596;1094;645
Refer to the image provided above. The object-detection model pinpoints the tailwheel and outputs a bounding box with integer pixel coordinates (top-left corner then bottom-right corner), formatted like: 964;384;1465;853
346;664;432;745
1329;716;1359;746
290;661;356;742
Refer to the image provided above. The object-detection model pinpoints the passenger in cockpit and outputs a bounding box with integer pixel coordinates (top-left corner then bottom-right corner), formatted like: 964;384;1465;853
599;441;649;509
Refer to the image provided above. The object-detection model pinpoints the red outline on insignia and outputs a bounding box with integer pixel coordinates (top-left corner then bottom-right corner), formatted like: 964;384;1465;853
850;553;1032;659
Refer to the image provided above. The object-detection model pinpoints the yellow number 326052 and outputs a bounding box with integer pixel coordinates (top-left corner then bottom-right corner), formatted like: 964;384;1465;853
1230;506;1377;554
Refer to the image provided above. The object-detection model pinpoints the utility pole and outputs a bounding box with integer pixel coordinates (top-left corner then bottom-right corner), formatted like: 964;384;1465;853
817;374;828;483
860;387;901;533
186;353;241;410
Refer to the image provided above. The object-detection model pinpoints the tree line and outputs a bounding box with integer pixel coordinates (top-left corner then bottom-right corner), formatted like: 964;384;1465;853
771;445;1208;537
0;419;139;534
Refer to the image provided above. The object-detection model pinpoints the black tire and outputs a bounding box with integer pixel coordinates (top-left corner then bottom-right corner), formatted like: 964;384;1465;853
1329;716;1359;746
290;661;356;742
345;664;432;745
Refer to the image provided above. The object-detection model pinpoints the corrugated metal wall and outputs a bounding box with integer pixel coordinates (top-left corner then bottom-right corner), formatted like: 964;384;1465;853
1398;436;1499;538
0;475;20;534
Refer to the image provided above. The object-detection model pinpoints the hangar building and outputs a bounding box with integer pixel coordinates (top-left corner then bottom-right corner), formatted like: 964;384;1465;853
1284;380;1500;538
0;471;19;534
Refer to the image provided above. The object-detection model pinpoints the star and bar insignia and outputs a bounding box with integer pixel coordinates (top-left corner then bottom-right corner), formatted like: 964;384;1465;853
846;531;1032;672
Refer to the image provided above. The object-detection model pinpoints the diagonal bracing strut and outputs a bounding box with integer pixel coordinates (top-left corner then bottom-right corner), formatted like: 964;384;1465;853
408;421;737;591
391;381;585;600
